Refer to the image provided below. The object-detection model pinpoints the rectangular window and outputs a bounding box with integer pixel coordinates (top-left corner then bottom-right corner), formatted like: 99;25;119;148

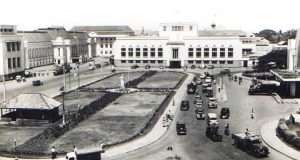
136;60;141;63
121;60;126;63
143;48;148;57
150;60;156;64
228;48;233;57
100;44;103;48
163;26;166;31
196;48;201;58
16;42;20;51
128;60;134;63
188;48;193;58
212;61;217;64
220;48;225;57
158;48;163;57
143;60;148;63
121;48;126;57
196;60;201;64
227;61;233;64
6;42;11;52
136;48;141;57
13;57;16;68
172;48;178;59
158;60;163;64
17;57;21;67
212;48;217;58
150;48;155;57
128;48;133;57
204;48;209;58
220;61;226;64
188;60;194;64
8;58;11;68
189;26;193;31
204;60;209;64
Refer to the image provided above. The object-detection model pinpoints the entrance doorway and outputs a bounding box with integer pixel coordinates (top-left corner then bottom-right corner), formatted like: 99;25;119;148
169;61;181;68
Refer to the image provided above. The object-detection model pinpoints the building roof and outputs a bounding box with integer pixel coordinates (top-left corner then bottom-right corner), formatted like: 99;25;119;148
70;31;89;40
70;26;134;35
37;27;75;40
0;93;61;110
198;30;247;37
18;31;52;42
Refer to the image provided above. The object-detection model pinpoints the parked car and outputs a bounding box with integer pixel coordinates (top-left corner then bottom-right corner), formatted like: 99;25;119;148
220;68;230;74
180;100;190;111
159;65;164;69
200;64;206;69
220;107;230;119
145;64;151;69
191;65;196;69
176;122;187;135
208;97;217;108
32;80;43;86
131;65;139;69
15;75;22;82
195;107;205;120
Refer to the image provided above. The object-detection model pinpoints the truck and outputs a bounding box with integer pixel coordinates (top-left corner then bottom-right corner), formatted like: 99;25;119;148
53;64;71;76
248;83;277;95
65;147;104;160
232;132;269;157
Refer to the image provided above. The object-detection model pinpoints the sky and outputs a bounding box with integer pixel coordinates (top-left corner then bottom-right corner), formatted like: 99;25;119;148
0;0;299;33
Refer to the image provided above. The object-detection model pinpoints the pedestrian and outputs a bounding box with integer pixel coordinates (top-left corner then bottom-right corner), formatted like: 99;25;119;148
73;146;78;154
245;128;249;135
100;141;104;150
51;146;56;159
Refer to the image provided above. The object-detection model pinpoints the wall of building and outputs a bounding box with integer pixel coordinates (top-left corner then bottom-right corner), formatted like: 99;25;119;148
0;35;24;76
296;26;300;68
24;41;53;69
113;36;243;67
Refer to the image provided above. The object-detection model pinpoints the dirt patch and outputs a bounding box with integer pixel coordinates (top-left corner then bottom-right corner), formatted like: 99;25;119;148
137;71;185;88
49;92;168;153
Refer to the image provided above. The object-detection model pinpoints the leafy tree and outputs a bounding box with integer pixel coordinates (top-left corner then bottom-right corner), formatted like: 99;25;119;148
255;49;287;71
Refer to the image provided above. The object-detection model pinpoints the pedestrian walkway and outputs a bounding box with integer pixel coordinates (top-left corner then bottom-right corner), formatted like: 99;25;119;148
261;120;300;160
216;83;227;102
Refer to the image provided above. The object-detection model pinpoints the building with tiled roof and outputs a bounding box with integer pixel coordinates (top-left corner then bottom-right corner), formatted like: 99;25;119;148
0;93;61;122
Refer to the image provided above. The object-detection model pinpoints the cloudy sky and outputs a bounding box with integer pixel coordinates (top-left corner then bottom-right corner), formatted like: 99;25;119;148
0;0;299;32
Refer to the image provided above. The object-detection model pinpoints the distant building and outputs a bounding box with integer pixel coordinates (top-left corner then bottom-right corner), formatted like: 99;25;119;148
0;25;24;78
296;27;300;68
19;31;53;69
70;26;134;57
113;22;252;68
38;27;89;65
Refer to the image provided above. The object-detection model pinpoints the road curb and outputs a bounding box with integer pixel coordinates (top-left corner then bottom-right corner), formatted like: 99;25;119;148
260;120;299;160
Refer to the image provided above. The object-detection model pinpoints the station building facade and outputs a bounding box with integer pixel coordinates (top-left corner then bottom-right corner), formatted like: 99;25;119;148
113;23;251;68
0;25;24;78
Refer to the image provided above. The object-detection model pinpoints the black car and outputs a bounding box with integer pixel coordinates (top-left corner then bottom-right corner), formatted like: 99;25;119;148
131;65;139;69
145;64;151;69
206;126;222;141
176;122;187;135
206;91;214;97
32;80;43;86
220;107;230;119
191;65;196;69
180;100;190;111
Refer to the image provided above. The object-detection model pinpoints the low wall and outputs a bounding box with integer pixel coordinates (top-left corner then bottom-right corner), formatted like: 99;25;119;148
276;118;300;149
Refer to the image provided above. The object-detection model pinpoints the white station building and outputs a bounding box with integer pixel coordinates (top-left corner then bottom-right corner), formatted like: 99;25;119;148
113;23;254;68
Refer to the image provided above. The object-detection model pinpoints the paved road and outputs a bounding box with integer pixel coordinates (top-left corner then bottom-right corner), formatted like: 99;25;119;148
106;71;298;160
0;61;112;102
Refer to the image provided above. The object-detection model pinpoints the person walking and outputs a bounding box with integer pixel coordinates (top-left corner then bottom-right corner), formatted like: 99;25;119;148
51;146;56;159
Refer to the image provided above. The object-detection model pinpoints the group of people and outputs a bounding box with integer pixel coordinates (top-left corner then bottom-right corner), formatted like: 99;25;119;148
51;146;78;159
